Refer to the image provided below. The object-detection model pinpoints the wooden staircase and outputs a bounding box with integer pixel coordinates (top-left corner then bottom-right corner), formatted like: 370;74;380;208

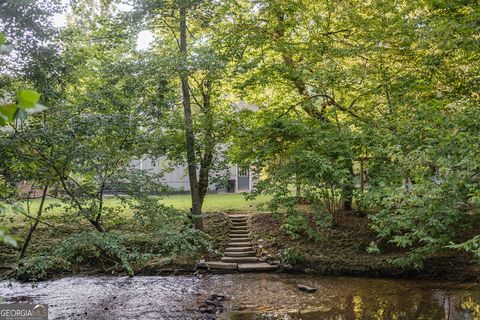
206;214;277;272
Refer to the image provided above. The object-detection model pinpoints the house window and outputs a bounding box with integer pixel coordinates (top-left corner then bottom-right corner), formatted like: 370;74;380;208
238;166;249;177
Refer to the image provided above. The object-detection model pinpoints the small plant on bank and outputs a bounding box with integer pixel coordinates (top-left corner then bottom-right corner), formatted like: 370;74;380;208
53;231;136;276
277;246;305;268
448;236;480;265
16;255;71;282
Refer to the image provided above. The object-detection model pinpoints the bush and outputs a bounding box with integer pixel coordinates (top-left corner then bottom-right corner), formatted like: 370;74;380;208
277;246;304;267
53;231;136;275
16;255;70;281
365;179;472;269
130;197;213;257
448;236;480;265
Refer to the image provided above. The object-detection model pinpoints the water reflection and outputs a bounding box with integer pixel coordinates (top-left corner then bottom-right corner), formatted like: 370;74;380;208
221;275;480;320
226;292;478;319
0;274;479;319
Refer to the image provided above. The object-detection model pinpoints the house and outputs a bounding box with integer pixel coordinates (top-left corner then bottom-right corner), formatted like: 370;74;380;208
130;158;254;193
130;102;258;193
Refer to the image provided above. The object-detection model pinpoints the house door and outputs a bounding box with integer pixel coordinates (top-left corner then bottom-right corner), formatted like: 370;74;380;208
237;166;250;191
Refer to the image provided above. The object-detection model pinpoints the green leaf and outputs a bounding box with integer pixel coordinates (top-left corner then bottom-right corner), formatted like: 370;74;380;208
0;33;5;46
17;90;41;109
0;227;17;248
0;103;18;125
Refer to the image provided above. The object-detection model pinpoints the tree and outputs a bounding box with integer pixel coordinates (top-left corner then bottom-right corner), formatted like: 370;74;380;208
134;0;237;230
178;1;203;230
224;0;480;265
0;28;47;247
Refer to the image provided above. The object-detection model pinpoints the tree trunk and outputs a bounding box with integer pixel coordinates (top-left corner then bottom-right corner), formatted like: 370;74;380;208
19;184;48;259
198;78;215;210
296;180;302;203
179;5;204;230
341;162;354;211
58;176;105;232
360;159;365;193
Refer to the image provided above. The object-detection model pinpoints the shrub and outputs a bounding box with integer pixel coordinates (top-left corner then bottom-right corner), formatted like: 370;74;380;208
16;255;70;281
277;246;304;267
53;231;135;275
130;197;213;257
448;236;480;265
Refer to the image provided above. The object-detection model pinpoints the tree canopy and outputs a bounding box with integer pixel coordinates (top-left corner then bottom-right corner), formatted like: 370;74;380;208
0;0;479;272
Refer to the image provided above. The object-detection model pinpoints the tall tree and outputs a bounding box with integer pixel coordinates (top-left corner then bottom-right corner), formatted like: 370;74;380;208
178;1;203;230
134;0;236;229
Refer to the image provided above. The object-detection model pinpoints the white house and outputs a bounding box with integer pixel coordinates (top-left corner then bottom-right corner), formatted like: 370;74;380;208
130;102;258;193
131;157;253;193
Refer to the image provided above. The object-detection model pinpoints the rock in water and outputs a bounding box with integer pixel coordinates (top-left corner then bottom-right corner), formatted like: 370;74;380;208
297;284;318;293
212;294;226;301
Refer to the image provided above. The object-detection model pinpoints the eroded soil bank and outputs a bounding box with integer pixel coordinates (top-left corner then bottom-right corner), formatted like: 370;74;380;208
2;210;478;282
249;211;480;281
1;273;479;319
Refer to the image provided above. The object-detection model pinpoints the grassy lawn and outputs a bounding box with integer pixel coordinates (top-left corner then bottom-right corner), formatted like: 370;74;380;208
5;193;272;222
0;193;272;276
161;193;271;212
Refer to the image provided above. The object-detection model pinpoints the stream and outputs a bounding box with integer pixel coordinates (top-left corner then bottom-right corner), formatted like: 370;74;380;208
1;273;479;319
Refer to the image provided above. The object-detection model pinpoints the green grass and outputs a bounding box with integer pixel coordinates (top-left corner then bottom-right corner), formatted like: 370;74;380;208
160;193;271;212
5;193;271;221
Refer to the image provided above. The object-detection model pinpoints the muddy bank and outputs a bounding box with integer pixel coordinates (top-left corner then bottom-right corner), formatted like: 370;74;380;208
0;274;479;319
249;211;480;281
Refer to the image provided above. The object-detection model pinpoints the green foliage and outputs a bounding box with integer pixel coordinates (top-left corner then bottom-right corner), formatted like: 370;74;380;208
448;236;480;265
0;31;46;247
54;231;136;276
227;0;480;268
0;89;46;125
365;183;469;268
277;246;304;267
366;242;381;255
16;255;71;282
278;209;327;242
160;227;213;257
2;0;480;277
240;117;352;240
0;33;46;125
130;197;213;257
0;225;17;247
0;178;14;241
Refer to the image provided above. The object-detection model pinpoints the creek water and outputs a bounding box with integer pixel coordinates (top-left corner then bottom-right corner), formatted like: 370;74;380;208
0;273;479;319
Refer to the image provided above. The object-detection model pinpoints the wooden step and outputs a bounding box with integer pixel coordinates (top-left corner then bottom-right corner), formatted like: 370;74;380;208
229;237;250;242
224;251;257;257
230;217;247;222
228;242;252;247
238;262;278;272
221;256;259;263
225;246;253;252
